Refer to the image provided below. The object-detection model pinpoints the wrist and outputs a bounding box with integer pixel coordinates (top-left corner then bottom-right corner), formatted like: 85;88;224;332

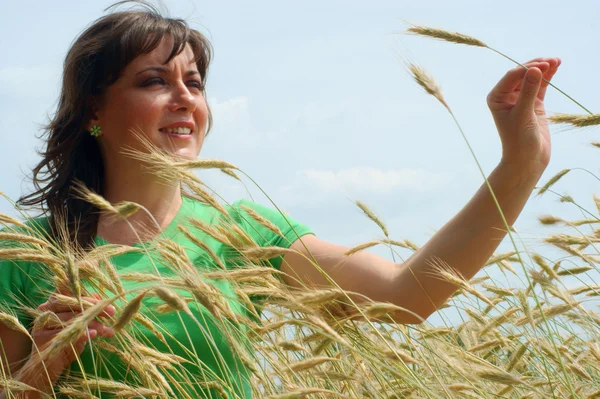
498;158;547;179
16;357;61;395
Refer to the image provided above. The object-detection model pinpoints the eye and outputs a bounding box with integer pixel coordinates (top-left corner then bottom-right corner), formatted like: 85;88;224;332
188;80;204;90
142;77;165;86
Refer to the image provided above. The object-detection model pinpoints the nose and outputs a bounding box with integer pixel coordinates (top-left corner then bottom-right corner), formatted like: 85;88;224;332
168;82;197;113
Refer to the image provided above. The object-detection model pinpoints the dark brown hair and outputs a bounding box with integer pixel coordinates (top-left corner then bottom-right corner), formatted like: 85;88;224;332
17;1;213;250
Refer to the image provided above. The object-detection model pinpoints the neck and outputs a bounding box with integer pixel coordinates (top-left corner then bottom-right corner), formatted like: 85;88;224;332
96;161;183;246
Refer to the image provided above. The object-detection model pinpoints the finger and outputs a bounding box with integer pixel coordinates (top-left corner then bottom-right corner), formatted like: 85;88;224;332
490;62;548;96
80;329;97;343
537;57;561;101
99;304;116;318
44;301;85;314
54;311;82;322
34;311;73;328
46;295;102;313
88;320;114;338
514;67;543;116
74;329;97;353
37;301;50;311
43;294;116;318
35;312;111;335
47;303;116;320
47;293;96;308
513;62;550;92
522;57;556;65
73;339;87;355
33;310;82;332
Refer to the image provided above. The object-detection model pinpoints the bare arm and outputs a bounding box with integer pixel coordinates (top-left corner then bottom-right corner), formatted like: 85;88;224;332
282;162;542;324
391;161;541;321
0;294;116;398
0;325;31;377
0;325;51;399
281;57;559;324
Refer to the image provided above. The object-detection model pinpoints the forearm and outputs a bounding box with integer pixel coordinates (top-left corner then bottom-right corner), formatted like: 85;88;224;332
395;161;544;321
0;358;59;399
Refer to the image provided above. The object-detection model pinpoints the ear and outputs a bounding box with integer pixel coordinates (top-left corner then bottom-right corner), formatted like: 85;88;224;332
86;115;99;131
85;96;101;131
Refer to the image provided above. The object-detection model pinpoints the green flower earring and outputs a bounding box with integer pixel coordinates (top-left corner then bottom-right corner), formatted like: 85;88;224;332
89;125;102;137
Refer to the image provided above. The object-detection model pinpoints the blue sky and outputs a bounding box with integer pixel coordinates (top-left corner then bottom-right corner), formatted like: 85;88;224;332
2;1;600;323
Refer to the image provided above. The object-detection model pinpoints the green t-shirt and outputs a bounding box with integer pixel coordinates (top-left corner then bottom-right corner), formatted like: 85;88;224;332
0;196;314;398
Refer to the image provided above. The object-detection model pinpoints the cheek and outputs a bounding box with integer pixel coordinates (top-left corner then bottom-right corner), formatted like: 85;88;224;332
127;94;162;124
105;95;162;135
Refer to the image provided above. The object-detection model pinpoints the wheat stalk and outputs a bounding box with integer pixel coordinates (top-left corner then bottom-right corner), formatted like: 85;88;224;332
112;290;148;332
266;387;347;399
286;356;339;373
41;296;120;360
239;204;285;238
538;215;564;225
549;113;600;127
408;64;449;110
354;201;389;237
406;24;592;115
406;25;487;47
173;159;238;170
0;312;29;335
475;369;524;385
241;246;295;262
537;169;571;196
0;214;28;229
344;241;380;256
0;232;50;248
151;286;192;315
557;266;594;276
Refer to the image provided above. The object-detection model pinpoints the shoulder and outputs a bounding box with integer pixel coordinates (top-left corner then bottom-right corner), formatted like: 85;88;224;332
0;213;54;282
224;198;290;230
226;198;315;249
0;213;52;246
0;214;54;329
180;195;283;225
179;195;314;247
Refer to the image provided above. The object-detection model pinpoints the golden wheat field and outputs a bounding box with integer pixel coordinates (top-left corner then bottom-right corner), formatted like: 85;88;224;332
3;19;600;399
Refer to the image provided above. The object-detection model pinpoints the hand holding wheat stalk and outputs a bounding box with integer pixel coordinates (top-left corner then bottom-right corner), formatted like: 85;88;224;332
5;5;600;397
409;57;559;184
21;291;116;389
487;57;559;169
405;24;590;115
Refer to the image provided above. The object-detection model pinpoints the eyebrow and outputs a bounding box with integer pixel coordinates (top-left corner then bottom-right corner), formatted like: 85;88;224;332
136;66;200;76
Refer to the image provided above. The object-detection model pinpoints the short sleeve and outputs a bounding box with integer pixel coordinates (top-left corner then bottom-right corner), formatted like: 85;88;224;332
227;199;314;270
0;220;55;329
0;258;31;327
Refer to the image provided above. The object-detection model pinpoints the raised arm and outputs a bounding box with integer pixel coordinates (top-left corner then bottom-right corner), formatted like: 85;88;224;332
281;57;561;324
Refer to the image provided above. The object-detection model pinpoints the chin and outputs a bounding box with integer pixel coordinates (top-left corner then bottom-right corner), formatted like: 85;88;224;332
172;145;202;159
156;140;200;159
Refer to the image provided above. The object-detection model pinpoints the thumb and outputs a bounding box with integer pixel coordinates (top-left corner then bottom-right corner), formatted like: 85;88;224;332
514;67;542;115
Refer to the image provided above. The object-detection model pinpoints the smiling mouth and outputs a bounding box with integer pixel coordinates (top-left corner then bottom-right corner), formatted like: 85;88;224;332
159;127;193;135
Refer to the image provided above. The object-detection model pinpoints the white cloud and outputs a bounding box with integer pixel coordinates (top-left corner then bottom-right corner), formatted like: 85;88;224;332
298;167;450;194
208;96;254;142
206;96;264;153
210;96;249;121
205;96;292;156
276;166;452;207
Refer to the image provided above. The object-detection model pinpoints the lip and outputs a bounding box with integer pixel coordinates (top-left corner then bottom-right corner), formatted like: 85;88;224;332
159;121;195;132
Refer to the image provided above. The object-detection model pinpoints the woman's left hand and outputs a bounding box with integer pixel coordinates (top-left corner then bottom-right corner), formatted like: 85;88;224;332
486;57;561;172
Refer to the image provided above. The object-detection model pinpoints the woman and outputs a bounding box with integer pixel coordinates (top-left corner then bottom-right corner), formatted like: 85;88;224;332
0;1;560;398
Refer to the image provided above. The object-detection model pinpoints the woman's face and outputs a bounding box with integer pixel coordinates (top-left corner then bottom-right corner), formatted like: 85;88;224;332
91;37;209;163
